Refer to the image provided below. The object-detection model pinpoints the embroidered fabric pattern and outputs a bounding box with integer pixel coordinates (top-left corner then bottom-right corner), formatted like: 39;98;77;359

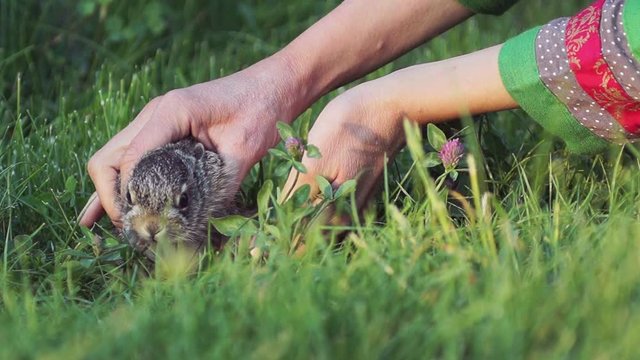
600;0;640;101
536;18;626;141
533;0;640;141
566;0;640;134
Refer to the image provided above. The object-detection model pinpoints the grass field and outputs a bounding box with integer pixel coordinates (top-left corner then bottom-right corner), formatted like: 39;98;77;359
2;0;640;358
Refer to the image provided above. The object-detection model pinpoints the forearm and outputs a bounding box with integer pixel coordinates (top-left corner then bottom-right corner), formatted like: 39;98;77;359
253;0;474;122
368;44;518;125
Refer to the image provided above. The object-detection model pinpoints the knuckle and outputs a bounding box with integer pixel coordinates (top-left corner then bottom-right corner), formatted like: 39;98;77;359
138;95;164;114
147;95;164;107
323;96;360;119
336;86;371;113
302;159;320;174
120;149;139;173
158;89;194;124
86;154;101;176
162;89;188;105
316;90;370;130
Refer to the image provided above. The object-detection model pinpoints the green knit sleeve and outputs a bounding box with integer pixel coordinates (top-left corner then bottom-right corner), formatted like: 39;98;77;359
498;27;609;154
457;0;520;15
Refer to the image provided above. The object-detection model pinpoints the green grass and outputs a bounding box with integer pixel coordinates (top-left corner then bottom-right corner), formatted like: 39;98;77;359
2;0;640;358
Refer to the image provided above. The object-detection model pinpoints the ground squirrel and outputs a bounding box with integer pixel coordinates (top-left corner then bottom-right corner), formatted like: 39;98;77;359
117;138;237;259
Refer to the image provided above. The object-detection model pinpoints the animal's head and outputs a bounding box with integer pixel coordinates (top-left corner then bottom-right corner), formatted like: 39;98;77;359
119;142;209;256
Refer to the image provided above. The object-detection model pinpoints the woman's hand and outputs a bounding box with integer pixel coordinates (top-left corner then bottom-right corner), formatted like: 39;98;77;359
283;45;517;208
79;0;477;227
79;56;301;228
283;85;406;209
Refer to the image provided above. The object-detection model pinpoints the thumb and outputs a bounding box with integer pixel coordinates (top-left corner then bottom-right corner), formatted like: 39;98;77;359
119;112;188;191
282;156;352;228
281;154;335;205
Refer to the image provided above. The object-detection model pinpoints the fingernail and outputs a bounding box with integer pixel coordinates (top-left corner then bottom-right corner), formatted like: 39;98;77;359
77;192;99;225
112;219;123;229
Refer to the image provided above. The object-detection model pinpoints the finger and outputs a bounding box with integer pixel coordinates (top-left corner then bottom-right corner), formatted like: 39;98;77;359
353;165;384;209
77;192;105;227
87;157;123;226
119;96;190;191
82;98;163;226
281;155;328;204
88;138;140;226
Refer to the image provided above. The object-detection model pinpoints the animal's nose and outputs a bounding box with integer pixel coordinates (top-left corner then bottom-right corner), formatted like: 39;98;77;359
146;224;159;241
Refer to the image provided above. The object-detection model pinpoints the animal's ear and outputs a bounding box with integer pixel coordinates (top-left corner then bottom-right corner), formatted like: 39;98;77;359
194;142;205;160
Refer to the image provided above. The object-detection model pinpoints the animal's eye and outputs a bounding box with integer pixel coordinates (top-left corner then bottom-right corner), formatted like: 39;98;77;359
126;190;133;205
177;193;189;209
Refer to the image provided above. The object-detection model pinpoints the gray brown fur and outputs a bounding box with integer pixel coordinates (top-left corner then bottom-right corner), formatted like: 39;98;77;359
116;138;236;258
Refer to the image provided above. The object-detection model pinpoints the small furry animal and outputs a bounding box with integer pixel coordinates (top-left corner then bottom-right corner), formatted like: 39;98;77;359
117;138;236;259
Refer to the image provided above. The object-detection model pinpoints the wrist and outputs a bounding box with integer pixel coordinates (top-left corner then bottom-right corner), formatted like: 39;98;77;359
242;51;318;124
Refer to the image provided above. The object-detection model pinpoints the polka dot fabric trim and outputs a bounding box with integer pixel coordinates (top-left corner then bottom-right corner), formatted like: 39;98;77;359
565;0;640;135
536;18;628;142
602;0;640;101
499;27;609;154
500;0;640;151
